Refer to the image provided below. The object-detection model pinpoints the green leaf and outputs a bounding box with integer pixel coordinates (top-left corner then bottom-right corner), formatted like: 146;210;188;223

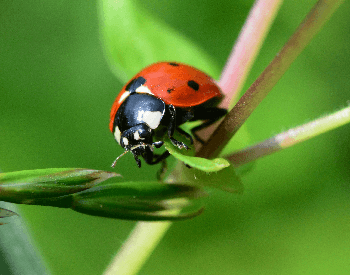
163;131;241;192
163;133;230;172
0;207;18;218
0;207;18;225
0;168;120;204
180;164;244;194
70;181;207;221
0;169;207;221
99;0;219;82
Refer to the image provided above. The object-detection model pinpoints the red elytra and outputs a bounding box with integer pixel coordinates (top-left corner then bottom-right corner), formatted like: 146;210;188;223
109;62;222;132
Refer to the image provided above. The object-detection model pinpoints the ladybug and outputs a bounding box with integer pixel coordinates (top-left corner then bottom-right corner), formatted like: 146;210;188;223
109;61;227;168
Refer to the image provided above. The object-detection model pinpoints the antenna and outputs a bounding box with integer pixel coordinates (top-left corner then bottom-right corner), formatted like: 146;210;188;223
111;143;148;168
111;150;128;168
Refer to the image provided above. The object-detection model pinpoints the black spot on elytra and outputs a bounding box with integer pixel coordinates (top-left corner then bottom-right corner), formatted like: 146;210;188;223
125;76;146;94
187;80;199;91
167;88;174;93
168;62;179;66
125;79;136;91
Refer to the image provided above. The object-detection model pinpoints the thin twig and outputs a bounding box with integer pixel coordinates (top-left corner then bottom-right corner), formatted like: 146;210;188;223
103;220;174;275
218;0;283;109
225;106;350;166
198;0;345;160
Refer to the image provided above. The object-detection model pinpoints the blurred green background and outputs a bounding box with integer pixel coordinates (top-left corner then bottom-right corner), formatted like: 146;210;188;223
1;0;350;274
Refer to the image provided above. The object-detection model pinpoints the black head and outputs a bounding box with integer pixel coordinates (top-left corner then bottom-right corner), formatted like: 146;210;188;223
111;123;154;168
120;124;155;168
112;93;167;167
120;124;153;149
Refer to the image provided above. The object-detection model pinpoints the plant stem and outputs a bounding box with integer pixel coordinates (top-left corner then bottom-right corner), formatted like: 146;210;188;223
225;106;350;166
199;0;283;143
198;0;345;160
218;0;283;108
103;220;174;275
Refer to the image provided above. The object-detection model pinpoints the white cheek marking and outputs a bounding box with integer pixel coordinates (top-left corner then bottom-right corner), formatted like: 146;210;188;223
141;111;162;129
136;85;153;95
118;91;130;104
114;126;121;144
134;131;140;140
122;137;129;146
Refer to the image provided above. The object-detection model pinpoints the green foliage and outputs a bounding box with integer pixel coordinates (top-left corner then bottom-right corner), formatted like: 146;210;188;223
71;181;206;220
0;169;206;220
1;0;350;275
99;0;219;82
163;135;230;173
0;168;118;204
181;165;244;193
0;208;17;218
0;208;18;225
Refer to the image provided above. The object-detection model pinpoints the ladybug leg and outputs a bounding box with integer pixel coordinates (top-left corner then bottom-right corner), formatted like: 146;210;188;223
131;151;142;168
176;127;193;145
152;141;164;148
146;151;170;181
168;105;190;150
144;150;170;165
191;107;227;143
138;146;170;168
152;151;171;164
